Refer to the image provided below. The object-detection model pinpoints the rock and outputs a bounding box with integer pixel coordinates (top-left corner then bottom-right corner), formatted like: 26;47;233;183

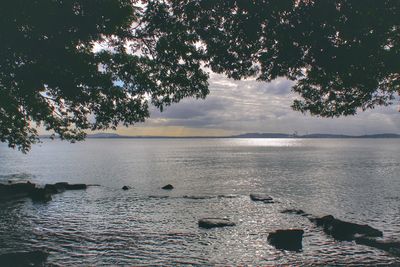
217;194;238;199
54;182;69;191
44;184;59;194
65;183;87;190
250;193;274;203
0;182;36;200
148;195;169;199
122;186;130;190
268;229;304;251
198;218;236;229
313;215;383;241
281;209;308;216
29;188;52;202
0;181;88;202
54;182;87;191
355;236;400;256
183;195;214;200
0;250;48;267
162;184;174;190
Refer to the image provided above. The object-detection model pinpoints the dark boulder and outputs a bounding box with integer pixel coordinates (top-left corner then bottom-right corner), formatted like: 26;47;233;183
0;182;36;200
0;181;88;203
268;229;304;251
44;184;59;194
313;215;383;241
250;193;274;203
122;186;130;190
162;184;174;190
54;182;69;191
29;188;52;202
0;250;48;267
198;218;236;229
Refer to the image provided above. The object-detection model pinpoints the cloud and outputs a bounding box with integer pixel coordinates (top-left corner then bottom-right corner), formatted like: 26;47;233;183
119;72;400;136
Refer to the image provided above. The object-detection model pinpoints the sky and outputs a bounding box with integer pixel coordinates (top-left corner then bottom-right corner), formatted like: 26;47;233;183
114;72;400;137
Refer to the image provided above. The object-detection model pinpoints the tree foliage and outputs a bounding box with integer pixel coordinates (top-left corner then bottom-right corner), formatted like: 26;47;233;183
1;0;399;152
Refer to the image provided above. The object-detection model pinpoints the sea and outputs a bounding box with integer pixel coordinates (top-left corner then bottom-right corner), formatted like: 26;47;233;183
0;138;399;265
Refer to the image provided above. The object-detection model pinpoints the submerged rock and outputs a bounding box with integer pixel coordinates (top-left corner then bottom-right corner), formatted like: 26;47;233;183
268;229;304;251
198;218;236;229
355;237;400;256
217;194;238;199
148;195;169;199
0;250;48;267
312;215;383;241
281;209;308;216
183;195;214;200
122;186;130;190
250;193;274;203
162;184;174;190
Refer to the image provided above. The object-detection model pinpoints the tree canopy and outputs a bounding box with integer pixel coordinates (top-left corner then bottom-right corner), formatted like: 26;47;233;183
1;0;399;152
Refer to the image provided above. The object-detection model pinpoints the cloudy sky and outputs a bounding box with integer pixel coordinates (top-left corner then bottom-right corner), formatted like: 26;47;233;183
114;72;400;137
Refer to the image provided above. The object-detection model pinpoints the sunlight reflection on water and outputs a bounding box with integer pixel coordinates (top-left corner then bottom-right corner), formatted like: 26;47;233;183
227;138;301;147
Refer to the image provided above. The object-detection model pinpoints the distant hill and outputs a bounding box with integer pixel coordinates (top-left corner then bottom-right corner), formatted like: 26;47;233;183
354;133;400;138
88;133;122;138
301;133;352;138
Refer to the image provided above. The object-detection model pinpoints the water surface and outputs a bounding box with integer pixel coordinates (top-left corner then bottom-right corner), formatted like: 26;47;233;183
0;138;399;265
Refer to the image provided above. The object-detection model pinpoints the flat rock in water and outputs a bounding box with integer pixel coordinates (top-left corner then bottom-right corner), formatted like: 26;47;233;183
198;218;235;229
0;250;48;267
250;193;273;203
54;182;69;190
313;215;383;241
268;229;304;251
44;184;59;194
0;182;36;200
65;183;87;190
29;188;52;202
162;184;174;190
54;182;87;191
217;194;238;199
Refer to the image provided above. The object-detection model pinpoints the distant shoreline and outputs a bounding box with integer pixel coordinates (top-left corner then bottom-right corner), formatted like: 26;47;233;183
40;133;400;139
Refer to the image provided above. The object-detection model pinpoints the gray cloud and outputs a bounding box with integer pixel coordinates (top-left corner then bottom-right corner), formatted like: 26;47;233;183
141;73;400;135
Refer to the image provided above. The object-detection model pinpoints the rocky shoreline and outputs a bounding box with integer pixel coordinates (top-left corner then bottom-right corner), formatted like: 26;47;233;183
1;183;399;265
0;181;88;202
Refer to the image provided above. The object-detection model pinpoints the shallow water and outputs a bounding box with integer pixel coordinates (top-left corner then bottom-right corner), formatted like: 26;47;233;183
0;138;399;265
